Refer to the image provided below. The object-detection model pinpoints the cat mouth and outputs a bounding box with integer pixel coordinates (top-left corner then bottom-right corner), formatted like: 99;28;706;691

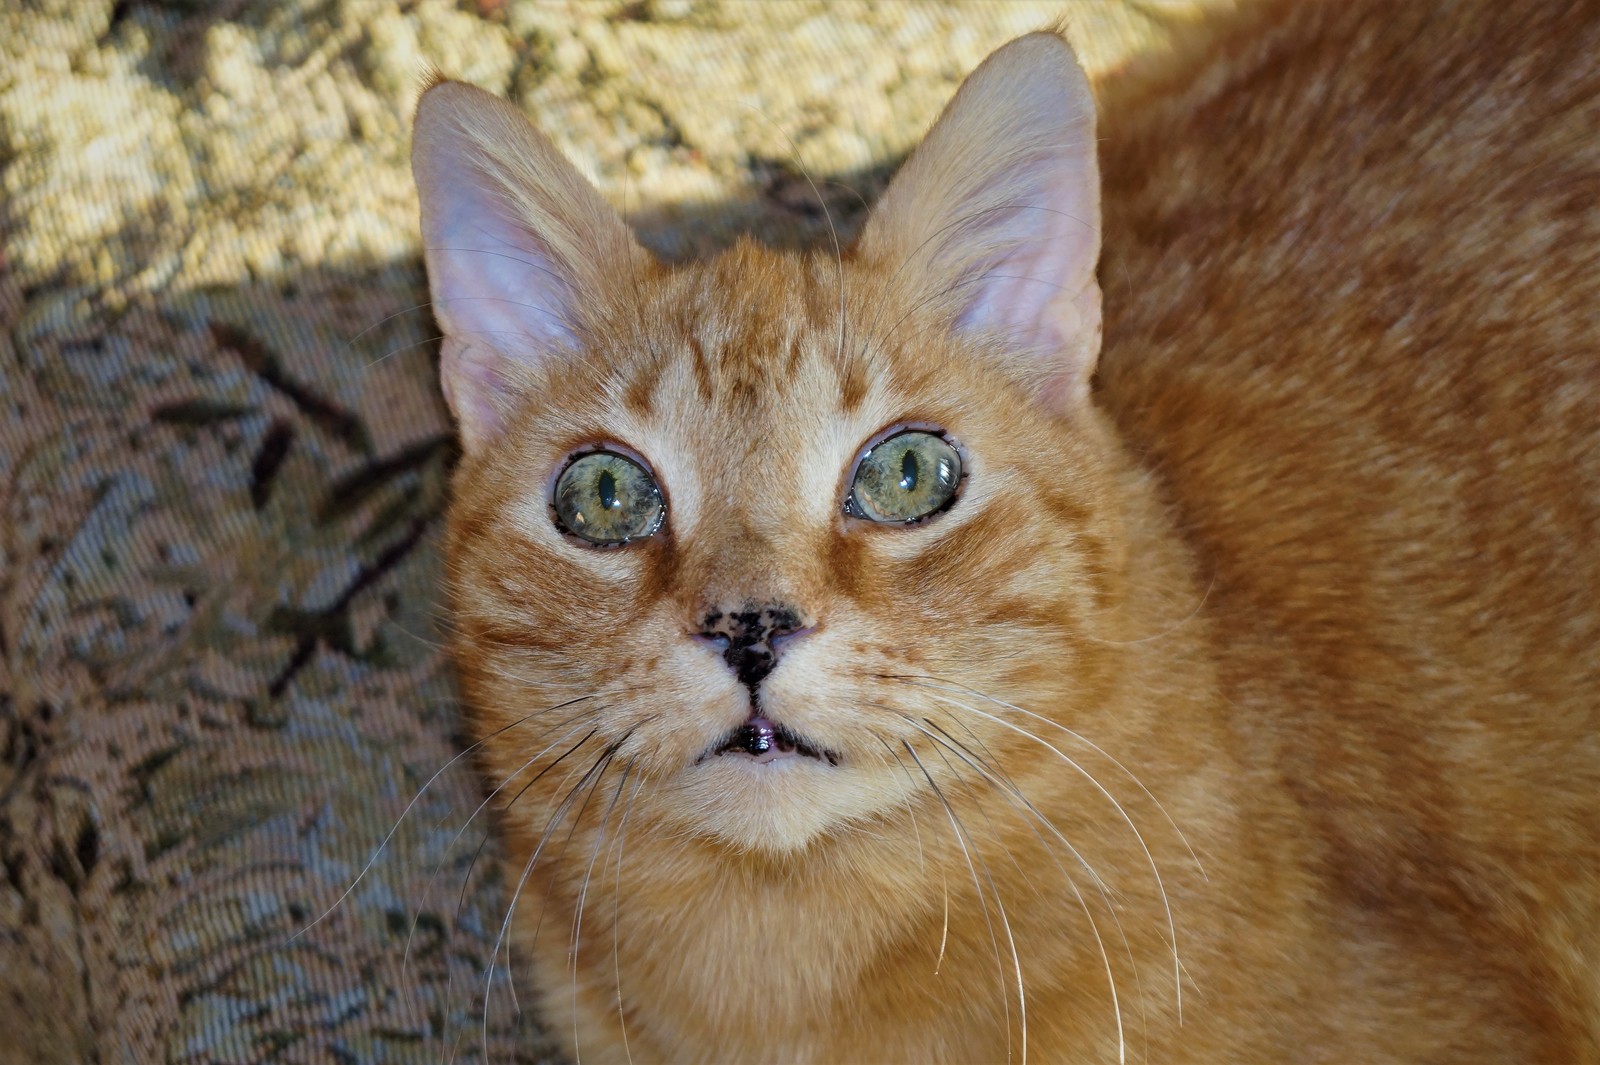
702;716;839;767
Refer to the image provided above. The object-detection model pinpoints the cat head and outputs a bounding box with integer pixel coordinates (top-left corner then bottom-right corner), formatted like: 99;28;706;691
416;32;1130;855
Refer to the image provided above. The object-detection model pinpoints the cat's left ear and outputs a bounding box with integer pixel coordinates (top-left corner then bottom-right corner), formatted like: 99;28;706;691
857;31;1101;410
412;79;643;454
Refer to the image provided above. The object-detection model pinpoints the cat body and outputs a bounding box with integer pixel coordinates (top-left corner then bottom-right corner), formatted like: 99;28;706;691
415;0;1600;1060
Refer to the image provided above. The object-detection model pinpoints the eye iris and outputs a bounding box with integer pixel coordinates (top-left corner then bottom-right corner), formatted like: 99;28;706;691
848;430;961;523
553;452;664;545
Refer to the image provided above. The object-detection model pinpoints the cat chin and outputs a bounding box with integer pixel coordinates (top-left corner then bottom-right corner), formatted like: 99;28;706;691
668;756;900;855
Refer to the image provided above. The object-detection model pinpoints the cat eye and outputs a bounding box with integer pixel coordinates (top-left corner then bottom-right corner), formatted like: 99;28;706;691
846;430;963;524
551;450;665;546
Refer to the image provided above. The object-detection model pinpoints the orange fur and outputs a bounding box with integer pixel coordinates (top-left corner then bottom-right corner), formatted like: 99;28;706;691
416;1;1600;1060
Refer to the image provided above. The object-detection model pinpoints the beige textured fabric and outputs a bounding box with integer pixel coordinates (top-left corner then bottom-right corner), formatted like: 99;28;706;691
0;2;1227;1060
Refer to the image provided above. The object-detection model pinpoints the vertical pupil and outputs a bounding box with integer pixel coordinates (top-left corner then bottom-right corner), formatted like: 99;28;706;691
899;448;919;492
598;468;618;510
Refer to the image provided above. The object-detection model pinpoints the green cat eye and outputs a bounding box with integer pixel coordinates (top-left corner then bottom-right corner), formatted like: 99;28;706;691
846;430;963;524
552;451;665;546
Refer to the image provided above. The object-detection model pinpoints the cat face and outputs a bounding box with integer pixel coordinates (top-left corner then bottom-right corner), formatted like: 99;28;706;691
418;33;1114;853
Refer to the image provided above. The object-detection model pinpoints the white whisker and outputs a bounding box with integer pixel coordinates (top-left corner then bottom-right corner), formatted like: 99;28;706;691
903;740;1022;1065
904;713;1127;1064
913;684;1186;1024
610;772;646;1065
295;694;603;942
878;735;947;973
405;716;600;1054
911;675;1205;880
570;764;634;1065
481;737;620;1060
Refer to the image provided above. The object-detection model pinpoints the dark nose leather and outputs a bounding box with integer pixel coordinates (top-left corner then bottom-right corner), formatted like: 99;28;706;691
698;603;807;689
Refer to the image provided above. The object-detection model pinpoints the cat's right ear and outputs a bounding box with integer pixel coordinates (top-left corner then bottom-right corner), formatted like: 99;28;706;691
856;32;1102;412
412;79;641;454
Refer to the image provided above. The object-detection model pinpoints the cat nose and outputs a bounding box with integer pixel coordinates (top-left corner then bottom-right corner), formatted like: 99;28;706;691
696;602;812;689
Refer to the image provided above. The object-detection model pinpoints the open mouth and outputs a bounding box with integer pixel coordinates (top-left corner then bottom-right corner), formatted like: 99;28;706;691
703;716;839;766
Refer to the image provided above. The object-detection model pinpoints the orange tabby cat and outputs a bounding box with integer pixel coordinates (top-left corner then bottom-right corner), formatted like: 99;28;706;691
413;0;1600;1060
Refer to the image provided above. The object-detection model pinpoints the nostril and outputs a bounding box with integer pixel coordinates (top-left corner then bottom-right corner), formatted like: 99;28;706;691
691;631;731;651
769;624;815;652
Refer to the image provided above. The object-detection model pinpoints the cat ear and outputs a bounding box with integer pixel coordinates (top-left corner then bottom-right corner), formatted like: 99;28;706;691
412;79;642;453
857;32;1101;409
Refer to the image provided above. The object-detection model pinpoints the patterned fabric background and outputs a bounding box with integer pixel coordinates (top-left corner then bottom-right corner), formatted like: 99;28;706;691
0;2;1228;1060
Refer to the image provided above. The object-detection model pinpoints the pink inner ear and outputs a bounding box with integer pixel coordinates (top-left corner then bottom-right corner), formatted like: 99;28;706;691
412;80;638;453
942;133;1102;408
437;337;512;450
426;178;584;355
951;190;1100;356
857;32;1103;409
420;166;586;449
